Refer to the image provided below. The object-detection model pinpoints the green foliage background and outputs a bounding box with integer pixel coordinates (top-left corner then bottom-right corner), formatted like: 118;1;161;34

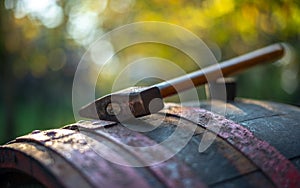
1;0;299;144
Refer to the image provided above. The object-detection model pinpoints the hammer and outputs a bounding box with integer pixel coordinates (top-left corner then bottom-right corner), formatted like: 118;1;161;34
79;43;285;122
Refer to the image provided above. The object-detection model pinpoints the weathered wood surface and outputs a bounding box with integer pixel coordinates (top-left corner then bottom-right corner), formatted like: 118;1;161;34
0;99;299;188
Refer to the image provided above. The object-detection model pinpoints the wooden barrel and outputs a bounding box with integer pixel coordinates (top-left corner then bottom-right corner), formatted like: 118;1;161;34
0;99;300;188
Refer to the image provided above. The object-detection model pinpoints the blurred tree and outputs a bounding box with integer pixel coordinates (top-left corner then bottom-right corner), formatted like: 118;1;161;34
0;1;15;141
0;0;299;144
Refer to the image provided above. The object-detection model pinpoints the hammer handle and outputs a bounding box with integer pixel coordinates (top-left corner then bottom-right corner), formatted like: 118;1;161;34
155;43;285;98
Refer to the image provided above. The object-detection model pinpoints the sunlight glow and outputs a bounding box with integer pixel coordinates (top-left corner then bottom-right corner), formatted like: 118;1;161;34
12;0;63;28
67;11;101;46
90;40;115;65
66;1;108;46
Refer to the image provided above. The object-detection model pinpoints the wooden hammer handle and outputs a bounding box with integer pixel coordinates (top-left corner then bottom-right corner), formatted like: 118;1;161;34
155;43;285;98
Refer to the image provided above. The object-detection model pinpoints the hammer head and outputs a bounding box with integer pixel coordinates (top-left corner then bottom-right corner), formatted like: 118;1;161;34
79;86;164;122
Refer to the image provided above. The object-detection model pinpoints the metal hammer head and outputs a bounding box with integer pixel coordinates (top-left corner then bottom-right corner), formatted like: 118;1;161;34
79;86;164;122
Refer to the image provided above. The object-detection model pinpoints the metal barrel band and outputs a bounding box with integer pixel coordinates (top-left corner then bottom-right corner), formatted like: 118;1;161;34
162;104;300;188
